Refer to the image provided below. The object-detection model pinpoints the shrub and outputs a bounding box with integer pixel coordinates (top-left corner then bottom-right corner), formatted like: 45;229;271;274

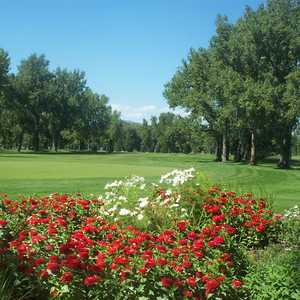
0;169;287;299
280;205;300;250
244;245;300;300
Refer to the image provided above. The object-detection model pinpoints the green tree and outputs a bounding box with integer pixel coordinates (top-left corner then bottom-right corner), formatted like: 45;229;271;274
14;54;52;151
47;68;87;151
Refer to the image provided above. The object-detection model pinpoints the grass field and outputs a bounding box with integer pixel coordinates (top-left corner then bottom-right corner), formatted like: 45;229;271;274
0;152;299;211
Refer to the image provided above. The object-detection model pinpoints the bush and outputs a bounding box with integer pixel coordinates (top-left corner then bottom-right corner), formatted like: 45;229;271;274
0;168;289;299
244;245;300;300
280;205;300;250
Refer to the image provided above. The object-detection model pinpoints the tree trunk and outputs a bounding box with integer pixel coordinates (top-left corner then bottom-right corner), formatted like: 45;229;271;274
215;135;222;161
226;139;230;161
234;139;242;162
80;141;85;151
32;130;40;152
250;130;256;166
222;133;227;162
278;128;292;169
52;132;59;152
17;130;24;152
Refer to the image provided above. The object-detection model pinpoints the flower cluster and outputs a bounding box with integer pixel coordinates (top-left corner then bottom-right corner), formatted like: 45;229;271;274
0;184;281;299
159;168;195;186
283;205;300;220
99;168;200;227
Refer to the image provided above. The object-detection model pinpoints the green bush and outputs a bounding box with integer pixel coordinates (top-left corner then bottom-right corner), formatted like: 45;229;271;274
244;245;300;300
280;206;300;249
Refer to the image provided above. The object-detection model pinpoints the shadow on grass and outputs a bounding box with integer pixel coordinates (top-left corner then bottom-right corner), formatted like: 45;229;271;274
1;151;300;170
0;151;134;158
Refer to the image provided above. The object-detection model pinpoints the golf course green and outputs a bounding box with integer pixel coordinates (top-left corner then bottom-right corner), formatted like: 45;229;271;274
0;152;299;211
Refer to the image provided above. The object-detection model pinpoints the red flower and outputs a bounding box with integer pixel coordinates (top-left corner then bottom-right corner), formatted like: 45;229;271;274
183;290;193;297
161;277;173;288
83;275;99;286
60;272;73;284
186;276;197;287
145;257;156;268
34;257;45;267
47;226;58;235
177;220;188;232
224;225;236;234
47;262;59;273
232;279;242;288
205;279;220;296
187;231;197;240
114;256;129;265
208;236;225;248
193;251;204;258
193;239;204;250
138;267;147;274
0;219;8;226
216;275;225;282
258;200;266;209
39;269;49;279
212;214;225;223
256;224;265;233
157;257;167;266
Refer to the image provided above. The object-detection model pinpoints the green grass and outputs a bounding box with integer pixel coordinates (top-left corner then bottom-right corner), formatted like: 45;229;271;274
0;152;299;211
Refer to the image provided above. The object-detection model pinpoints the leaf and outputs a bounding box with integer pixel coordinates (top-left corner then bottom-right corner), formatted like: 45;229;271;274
60;285;69;294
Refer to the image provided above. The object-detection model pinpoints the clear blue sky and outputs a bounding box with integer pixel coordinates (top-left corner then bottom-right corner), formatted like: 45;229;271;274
0;0;264;122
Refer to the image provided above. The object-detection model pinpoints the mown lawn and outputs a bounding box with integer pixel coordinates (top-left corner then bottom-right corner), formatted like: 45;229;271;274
0;152;299;211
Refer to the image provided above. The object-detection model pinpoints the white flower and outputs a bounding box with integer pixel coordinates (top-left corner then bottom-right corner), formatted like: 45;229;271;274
105;180;123;190
108;205;118;213
137;214;144;220
119;208;131;216
130;211;138;216
175;195;181;203
166;189;172;196
124;176;145;187
138;197;149;208
160;168;195;186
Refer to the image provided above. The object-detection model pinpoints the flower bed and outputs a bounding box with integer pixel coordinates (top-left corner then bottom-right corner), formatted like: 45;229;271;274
0;169;283;299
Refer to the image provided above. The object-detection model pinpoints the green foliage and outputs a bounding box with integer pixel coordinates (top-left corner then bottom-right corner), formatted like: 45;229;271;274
0;267;14;300
244;246;300;300
280;206;300;249
164;0;300;168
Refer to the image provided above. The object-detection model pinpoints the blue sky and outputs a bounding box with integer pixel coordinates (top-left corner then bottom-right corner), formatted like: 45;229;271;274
0;0;264;122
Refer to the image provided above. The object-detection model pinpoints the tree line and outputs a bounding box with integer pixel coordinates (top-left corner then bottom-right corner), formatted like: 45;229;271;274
164;0;300;168
0;51;206;154
1;0;300;168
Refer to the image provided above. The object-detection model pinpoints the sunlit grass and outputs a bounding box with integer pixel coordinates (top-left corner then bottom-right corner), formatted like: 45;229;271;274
0;152;299;211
